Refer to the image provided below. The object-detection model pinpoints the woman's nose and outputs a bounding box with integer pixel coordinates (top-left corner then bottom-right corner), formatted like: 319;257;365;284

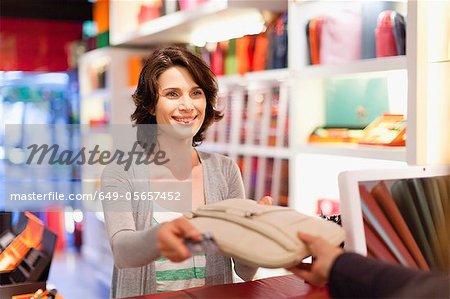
178;96;194;112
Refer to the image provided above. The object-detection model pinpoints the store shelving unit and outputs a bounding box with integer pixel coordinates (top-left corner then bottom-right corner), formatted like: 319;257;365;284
79;0;292;285
78;0;450;279
109;0;291;204
287;0;407;214
78;46;150;218
104;0;450;215
295;144;406;162
408;1;450;165
110;0;287;46
201;143;291;159
200;70;291;204
76;0;450;288
216;68;291;86
79;47;149;125
78;47;150;287
288;0;450;215
293;55;407;80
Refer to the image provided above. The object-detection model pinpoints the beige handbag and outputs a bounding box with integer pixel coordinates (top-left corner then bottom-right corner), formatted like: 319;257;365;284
188;198;345;268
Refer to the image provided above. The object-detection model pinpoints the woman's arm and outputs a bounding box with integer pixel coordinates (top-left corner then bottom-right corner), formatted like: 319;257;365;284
101;164;161;268
101;164;201;268
109;227;161;269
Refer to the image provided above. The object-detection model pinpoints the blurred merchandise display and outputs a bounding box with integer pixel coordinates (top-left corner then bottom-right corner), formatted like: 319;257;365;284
0;0;440;296
0;212;57;298
304;4;406;66
191;12;288;76
0;70;82;254
138;0;163;24
317;199;341;217
93;0;110;33
308;127;365;144
358;114;406;146
0;19;83;72
375;11;406;57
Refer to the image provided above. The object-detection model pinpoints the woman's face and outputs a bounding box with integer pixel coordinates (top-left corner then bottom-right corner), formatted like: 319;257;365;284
155;66;206;139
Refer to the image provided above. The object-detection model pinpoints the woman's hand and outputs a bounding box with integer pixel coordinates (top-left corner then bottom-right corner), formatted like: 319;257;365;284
157;217;202;262
257;196;273;205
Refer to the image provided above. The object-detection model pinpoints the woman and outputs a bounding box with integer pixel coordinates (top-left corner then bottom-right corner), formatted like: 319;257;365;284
102;46;270;298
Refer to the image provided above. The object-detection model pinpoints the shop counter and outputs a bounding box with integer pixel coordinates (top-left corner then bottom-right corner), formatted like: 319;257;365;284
127;274;329;299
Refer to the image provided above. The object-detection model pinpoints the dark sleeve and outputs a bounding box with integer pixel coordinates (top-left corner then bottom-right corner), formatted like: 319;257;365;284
329;252;450;298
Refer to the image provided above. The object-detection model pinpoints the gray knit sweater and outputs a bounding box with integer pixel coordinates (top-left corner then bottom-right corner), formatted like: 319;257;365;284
101;151;257;298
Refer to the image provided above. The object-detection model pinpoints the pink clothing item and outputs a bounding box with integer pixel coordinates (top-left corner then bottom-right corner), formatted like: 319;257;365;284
320;9;362;64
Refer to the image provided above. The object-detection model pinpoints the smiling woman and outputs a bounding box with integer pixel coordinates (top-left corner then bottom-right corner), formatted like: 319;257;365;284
131;46;223;148
155;66;207;139
101;46;268;298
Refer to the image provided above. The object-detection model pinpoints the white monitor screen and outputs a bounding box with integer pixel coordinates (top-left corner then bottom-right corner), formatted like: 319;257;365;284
338;165;449;272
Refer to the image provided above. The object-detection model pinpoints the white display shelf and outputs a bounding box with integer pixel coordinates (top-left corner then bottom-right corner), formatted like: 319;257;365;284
217;68;291;86
81;88;109;99
110;0;287;46
296;143;406;162
430;59;450;64
294;56;407;80
78;47;112;63
200;142;291;159
126;69;290;93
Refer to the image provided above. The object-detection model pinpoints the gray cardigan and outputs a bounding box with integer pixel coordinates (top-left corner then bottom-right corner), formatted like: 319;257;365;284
101;151;257;298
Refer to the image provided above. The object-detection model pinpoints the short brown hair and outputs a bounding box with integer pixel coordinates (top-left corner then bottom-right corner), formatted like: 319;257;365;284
131;46;223;147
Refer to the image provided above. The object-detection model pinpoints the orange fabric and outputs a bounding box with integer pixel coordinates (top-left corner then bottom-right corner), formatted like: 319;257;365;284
253;33;268;71
128;56;143;87
45;210;66;252
237;36;252;75
93;0;110;33
309;17;324;65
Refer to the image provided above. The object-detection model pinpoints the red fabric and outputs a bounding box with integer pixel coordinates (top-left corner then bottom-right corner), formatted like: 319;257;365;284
210;43;225;76
126;275;329;299
0;18;82;71
138;2;162;24
375;11;398;57
45;209;66;252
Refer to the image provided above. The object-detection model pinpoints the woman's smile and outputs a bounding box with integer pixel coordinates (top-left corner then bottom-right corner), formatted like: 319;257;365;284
171;115;199;125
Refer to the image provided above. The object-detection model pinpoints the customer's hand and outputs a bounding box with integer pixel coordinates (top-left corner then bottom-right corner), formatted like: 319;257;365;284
257;196;273;205
157;217;202;262
288;232;343;286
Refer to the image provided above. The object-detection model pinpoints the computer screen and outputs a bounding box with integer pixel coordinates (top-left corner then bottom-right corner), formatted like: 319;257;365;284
338;165;449;272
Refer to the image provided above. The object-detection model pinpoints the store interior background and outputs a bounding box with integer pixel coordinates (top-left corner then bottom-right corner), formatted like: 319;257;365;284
0;0;449;298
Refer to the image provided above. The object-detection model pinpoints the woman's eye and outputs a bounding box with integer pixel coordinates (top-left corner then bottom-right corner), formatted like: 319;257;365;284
192;90;203;96
165;91;178;97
